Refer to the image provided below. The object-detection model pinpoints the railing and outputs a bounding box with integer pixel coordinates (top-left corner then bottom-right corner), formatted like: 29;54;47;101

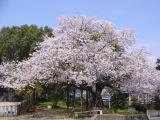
0;102;21;116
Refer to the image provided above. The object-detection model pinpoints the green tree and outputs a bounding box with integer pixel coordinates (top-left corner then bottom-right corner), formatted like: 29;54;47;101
0;25;53;63
153;95;160;110
156;58;160;70
111;89;128;109
46;83;64;107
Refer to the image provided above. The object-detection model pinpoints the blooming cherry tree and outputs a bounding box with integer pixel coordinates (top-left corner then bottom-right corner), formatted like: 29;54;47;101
4;16;160;104
0;62;18;88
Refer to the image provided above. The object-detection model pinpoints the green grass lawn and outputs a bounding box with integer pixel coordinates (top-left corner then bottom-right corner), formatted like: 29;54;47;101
38;101;92;111
38;101;69;109
103;109;143;115
38;101;143;115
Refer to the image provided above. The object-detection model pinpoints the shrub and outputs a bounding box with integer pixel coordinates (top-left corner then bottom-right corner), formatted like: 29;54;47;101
133;103;149;112
111;90;128;109
47;83;65;107
152;95;160;110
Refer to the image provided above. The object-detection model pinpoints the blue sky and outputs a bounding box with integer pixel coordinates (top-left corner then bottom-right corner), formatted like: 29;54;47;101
0;0;160;61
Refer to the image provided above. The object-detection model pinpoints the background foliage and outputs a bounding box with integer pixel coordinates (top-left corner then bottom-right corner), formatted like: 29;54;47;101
0;25;53;63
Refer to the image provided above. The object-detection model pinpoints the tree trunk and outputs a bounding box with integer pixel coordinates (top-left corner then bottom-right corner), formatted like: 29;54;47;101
32;88;36;106
72;88;76;111
128;93;131;106
108;93;111;109
66;87;70;109
80;89;83;111
95;83;104;107
86;89;89;110
32;88;36;112
91;84;97;107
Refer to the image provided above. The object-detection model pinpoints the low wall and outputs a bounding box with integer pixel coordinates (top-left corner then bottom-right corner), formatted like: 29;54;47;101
0;102;21;116
91;114;148;120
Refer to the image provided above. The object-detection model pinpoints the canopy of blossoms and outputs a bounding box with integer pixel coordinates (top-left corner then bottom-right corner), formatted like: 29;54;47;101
0;16;159;95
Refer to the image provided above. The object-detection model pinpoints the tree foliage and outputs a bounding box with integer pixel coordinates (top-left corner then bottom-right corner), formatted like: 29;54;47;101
153;95;160;110
0;25;53;63
111;89;128;109
156;58;160;70
0;16;160;101
47;83;64;107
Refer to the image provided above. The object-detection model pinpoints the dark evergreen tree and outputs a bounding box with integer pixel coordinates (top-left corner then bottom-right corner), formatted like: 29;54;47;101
0;25;53;63
156;58;160;70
